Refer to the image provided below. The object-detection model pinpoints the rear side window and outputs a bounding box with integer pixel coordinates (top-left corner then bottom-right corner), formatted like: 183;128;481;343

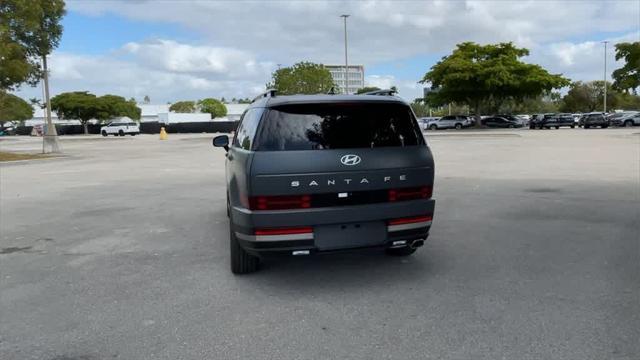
233;108;263;150
255;102;424;151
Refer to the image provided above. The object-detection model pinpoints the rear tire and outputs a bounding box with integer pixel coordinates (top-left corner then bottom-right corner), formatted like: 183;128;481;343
386;246;416;257
229;222;259;274
624;120;633;127
429;124;437;130
101;131;107;137
118;130;125;136
455;123;462;130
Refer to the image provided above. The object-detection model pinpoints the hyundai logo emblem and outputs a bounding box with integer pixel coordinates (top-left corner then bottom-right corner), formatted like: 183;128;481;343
340;154;361;166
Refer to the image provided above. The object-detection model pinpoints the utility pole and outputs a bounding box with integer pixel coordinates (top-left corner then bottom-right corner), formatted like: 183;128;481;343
42;54;61;153
603;40;609;114
340;14;350;95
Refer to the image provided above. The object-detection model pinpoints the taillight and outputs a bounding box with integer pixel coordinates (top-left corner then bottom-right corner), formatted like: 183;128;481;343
388;186;432;201
254;227;313;236
249;195;311;210
388;215;433;225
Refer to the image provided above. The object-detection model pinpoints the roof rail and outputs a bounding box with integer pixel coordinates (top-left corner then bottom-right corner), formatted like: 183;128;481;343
252;89;277;103
362;89;397;96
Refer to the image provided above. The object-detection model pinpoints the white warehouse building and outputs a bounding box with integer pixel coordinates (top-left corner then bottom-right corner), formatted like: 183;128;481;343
24;103;248;126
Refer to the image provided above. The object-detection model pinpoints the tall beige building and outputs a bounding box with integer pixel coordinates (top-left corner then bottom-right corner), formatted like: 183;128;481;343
325;65;365;94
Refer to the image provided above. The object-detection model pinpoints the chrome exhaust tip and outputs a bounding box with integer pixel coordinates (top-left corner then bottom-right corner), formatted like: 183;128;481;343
410;239;424;249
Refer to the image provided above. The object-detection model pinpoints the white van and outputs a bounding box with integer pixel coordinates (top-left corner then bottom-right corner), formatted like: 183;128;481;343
100;122;140;136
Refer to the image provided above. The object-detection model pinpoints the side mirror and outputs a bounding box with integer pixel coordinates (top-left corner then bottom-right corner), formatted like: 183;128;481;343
212;135;229;151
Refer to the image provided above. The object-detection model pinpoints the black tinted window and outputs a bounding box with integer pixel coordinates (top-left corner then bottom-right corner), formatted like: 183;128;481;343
233;108;262;150
256;102;423;151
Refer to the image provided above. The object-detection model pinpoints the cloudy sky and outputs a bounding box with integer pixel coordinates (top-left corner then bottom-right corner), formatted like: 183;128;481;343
13;0;640;103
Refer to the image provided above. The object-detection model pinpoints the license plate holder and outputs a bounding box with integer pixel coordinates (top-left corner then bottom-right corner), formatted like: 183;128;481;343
314;221;386;250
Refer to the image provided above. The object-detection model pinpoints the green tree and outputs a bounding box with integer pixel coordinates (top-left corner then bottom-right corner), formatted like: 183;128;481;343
409;100;430;117
560;81;618;113
1;0;65;151
50;91;99;134
51;92;140;134
169;101;196;113
420;42;570;123
143;95;150;104
198;98;227;118
612;42;640;95
356;86;381;94
98;95;141;121
616;92;640;110
0;91;33;126
266;62;336;95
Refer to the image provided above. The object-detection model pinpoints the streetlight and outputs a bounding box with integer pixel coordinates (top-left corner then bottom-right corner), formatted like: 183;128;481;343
340;14;350;94
603;40;609;114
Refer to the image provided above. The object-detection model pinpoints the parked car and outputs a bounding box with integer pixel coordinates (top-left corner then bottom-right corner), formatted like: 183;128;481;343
419;117;439;130
572;113;582;125
529;113;554;129
212;90;435;274
539;113;575;129
608;111;639;127
427;115;471;130
482;116;523;128
0;125;17;136
579;113;609;129
100;121;140;136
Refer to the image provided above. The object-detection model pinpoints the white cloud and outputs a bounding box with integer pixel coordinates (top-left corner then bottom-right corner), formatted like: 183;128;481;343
122;40;273;78
13;1;640;102
15;45;272;102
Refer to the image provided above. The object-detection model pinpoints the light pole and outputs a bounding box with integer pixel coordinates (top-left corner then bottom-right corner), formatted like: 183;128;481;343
340;14;350;94
603;40;609;114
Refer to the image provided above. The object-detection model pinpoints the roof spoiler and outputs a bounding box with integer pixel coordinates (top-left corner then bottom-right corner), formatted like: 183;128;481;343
362;89;397;96
252;89;277;103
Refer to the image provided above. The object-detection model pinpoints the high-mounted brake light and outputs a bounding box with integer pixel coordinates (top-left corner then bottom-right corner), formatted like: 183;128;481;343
249;195;311;210
388;186;432;202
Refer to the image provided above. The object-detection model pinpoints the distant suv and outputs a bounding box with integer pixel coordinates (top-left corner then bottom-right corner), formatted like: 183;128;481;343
609;112;639;127
579;113;609;129
427;115;471;130
101;121;140;136
540;113;575;129
212;90;436;274
482;116;522;128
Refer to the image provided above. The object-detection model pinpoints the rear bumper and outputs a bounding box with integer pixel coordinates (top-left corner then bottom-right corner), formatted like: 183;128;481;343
231;199;435;255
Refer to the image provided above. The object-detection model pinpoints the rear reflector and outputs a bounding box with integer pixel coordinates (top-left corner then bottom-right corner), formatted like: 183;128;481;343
254;227;313;236
388;186;432;202
249;195;311;210
388;215;433;225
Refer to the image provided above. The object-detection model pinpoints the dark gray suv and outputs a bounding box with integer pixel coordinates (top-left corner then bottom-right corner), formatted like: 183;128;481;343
213;90;436;273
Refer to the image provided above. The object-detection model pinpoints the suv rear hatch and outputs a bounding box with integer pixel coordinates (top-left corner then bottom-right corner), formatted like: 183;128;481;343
248;101;434;209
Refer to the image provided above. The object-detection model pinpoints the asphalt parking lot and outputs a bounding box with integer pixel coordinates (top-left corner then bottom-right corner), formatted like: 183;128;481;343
1;129;639;360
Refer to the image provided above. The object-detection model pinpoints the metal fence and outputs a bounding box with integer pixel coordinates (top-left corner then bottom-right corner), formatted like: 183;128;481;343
15;121;239;136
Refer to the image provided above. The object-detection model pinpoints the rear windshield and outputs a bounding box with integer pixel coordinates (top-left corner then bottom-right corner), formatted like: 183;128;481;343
255;102;424;151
